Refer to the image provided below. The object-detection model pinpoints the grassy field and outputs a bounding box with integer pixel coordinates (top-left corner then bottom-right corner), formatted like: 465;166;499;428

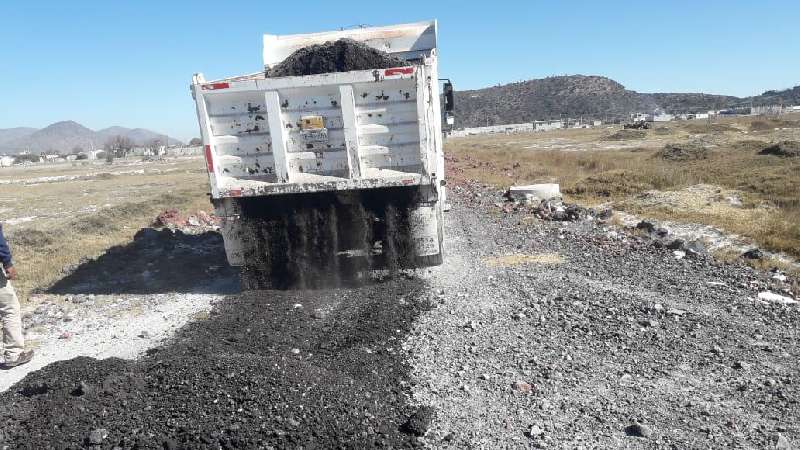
446;114;800;259
0;157;210;301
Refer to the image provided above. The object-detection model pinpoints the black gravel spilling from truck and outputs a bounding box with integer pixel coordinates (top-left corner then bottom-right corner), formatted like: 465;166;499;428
267;38;410;78
0;278;433;449
238;187;424;290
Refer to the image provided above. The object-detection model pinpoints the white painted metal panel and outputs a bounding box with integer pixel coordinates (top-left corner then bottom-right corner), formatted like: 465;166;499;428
191;40;442;199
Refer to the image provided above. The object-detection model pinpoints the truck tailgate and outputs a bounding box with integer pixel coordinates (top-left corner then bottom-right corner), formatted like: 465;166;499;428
193;65;440;199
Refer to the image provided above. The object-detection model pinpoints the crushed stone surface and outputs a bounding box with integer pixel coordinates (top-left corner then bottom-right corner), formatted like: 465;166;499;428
404;184;798;448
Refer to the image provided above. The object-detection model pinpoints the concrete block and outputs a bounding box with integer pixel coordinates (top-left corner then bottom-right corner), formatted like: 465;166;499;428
508;184;561;204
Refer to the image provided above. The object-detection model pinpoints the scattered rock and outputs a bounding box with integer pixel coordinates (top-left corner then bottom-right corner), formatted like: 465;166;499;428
511;380;533;393
625;422;652;438
636;221;655;234
758;291;797;305
527;424;545;439
732;361;751;370
667;239;685;250
138;331;151;339
742;248;764;260
88;428;108;445
401;406;435;436
685;240;706;256
776;433;794;449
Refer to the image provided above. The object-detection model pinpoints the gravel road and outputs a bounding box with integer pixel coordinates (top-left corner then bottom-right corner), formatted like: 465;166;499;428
408;184;798;449
1;186;797;449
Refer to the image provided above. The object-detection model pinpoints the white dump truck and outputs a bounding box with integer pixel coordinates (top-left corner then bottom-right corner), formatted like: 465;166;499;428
190;20;453;288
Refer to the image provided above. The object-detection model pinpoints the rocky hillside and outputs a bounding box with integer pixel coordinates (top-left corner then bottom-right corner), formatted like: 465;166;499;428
455;76;656;127
0;121;181;153
746;85;800;107
454;75;798;128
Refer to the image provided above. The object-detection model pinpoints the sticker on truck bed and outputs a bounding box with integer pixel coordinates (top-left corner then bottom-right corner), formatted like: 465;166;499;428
300;115;329;143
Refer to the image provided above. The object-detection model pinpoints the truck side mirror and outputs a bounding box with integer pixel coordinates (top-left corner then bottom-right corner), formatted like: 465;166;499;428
444;82;454;112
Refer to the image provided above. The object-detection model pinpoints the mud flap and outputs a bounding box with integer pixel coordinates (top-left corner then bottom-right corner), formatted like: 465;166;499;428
409;202;443;267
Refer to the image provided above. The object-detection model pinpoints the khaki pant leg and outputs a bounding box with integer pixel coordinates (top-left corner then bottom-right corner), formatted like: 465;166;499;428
0;282;24;360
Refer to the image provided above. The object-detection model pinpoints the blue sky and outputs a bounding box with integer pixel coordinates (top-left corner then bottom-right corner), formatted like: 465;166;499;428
1;0;798;141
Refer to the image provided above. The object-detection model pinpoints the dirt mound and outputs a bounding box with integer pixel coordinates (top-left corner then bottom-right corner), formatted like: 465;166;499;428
653;127;672;135
759;140;800;157
602;129;646;141
656;142;710;161
267;39;409;78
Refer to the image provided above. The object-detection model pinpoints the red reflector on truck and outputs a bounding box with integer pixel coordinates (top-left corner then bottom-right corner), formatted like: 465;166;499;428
385;67;414;76
204;145;214;172
228;188;242;197
202;82;230;90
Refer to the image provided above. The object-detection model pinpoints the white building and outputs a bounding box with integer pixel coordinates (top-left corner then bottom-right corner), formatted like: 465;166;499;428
533;120;564;132
0;156;14;167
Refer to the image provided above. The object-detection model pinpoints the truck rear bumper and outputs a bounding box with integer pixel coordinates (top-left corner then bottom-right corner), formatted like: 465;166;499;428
214;171;431;199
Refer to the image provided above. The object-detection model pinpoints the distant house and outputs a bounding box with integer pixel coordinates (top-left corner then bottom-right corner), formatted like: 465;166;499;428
533;120;563;132
0;156;14;167
653;114;674;122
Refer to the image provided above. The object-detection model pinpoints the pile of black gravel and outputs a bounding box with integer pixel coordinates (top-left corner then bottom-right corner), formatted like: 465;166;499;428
267;38;409;78
0;279;433;449
759;140;800;157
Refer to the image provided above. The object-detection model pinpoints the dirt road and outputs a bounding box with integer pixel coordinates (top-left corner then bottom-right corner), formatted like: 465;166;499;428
1;187;797;449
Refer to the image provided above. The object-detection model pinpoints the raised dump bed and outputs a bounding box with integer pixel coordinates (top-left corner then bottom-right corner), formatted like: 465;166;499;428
190;21;450;288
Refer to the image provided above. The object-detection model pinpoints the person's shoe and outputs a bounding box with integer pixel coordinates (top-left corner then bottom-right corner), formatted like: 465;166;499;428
1;350;34;369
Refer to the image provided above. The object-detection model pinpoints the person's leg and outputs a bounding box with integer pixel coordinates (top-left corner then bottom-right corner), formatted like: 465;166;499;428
0;282;24;361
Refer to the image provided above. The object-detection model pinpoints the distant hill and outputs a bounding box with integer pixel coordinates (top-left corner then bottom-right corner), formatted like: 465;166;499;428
454;75;799;128
0;127;38;145
0;121;182;153
745;85;800;107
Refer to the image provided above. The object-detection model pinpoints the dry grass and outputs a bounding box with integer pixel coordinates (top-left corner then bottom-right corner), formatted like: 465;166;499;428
484;253;565;267
1;157;210;301
447;115;800;258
